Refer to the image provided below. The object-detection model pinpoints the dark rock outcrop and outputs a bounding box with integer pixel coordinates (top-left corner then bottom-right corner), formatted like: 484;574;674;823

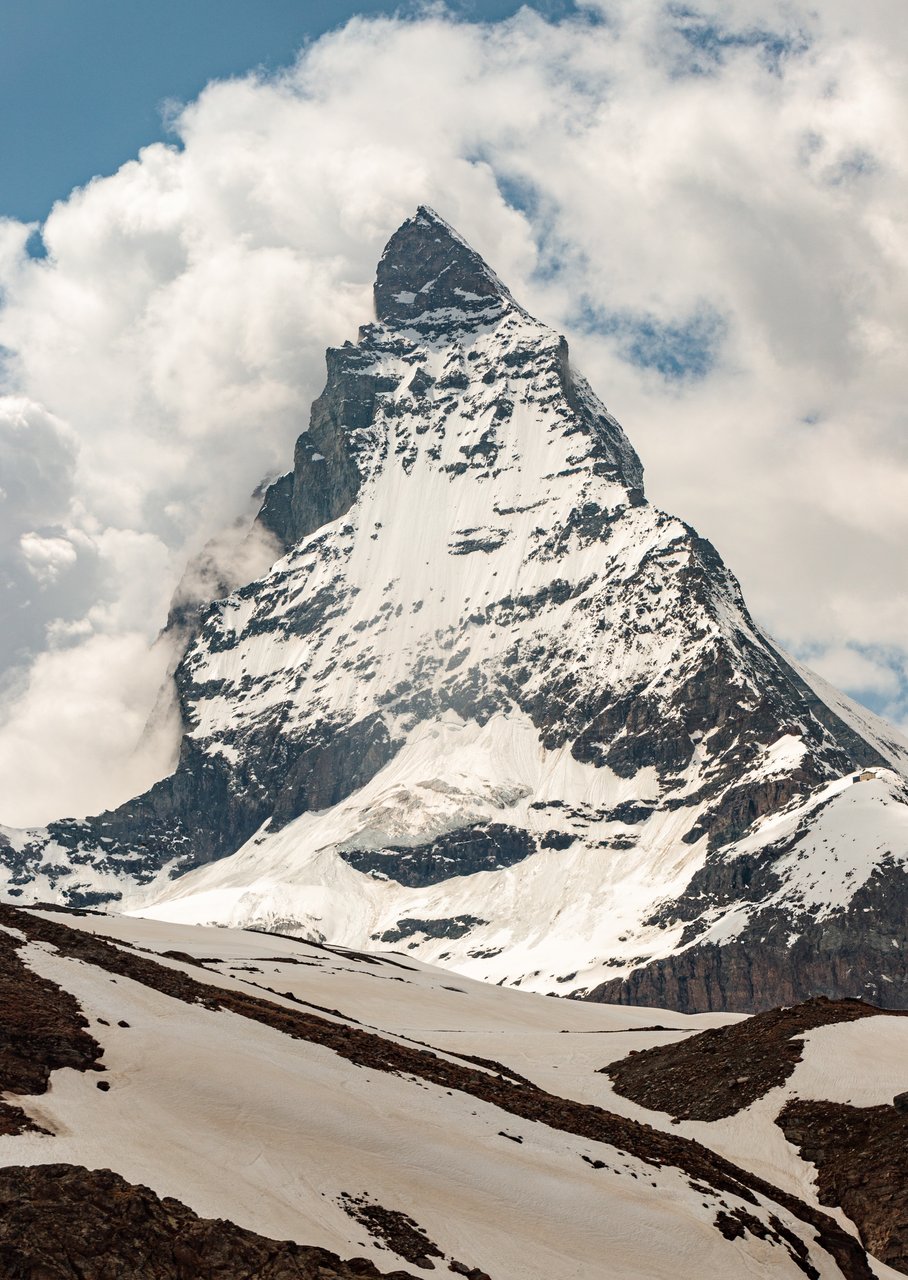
258;339;385;553
588;862;908;1013
0;1164;422;1280
604;997;905;1120
375;915;488;944
0;922;102;1133
341;824;537;887
373;205;513;331
777;1100;908;1276
338;1194;445;1270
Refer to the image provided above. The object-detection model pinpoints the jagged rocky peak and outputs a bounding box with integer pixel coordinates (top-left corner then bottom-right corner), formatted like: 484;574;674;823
259;204;644;551
3;208;908;1016
373;205;518;329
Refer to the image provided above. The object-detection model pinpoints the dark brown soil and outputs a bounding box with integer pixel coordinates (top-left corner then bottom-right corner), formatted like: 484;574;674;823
777;1100;908;1276
604;996;906;1121
0;920;102;1134
3;906;875;1280
338;1194;443;1269
0;1163;421;1279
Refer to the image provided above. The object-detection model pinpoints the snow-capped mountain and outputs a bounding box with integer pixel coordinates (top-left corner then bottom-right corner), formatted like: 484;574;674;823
2;207;907;1012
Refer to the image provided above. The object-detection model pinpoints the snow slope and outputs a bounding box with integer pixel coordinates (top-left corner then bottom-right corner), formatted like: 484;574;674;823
1;906;898;1280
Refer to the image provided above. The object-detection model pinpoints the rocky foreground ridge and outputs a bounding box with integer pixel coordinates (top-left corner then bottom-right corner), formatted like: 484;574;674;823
1;207;907;1012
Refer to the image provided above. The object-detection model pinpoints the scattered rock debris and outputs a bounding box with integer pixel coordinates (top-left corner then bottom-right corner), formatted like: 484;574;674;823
713;1207;819;1279
0;1164;422;1279
338;1194;444;1269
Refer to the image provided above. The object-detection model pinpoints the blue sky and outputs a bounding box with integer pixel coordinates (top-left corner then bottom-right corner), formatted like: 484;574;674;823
0;0;578;223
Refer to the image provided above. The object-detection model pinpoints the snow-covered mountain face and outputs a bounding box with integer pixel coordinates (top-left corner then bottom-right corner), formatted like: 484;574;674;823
2;207;908;1012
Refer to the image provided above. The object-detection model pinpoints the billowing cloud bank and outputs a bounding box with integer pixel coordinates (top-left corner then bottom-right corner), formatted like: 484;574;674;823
1;0;907;825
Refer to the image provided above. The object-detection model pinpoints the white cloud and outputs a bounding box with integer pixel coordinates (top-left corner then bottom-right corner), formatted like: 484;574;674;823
0;396;77;537
19;531;78;585
0;631;180;827
808;645;901;699
0;1;906;822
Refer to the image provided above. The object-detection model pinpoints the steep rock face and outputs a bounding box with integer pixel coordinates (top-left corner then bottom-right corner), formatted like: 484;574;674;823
2;207;907;1011
776;1100;908;1275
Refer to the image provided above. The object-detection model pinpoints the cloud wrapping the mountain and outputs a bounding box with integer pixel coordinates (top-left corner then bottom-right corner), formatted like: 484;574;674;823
1;0;906;823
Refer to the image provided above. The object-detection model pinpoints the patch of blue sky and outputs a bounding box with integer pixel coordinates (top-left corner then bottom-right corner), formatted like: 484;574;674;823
489;171;542;223
478;167;576;285
574;298;727;382
823;148;879;186
0;0;583;227
796;132;879;190
796;640;908;730
0;344;16;388
665;4;811;78
429;0;587;22
538;1;610;27
24;230;48;262
852;686;908;725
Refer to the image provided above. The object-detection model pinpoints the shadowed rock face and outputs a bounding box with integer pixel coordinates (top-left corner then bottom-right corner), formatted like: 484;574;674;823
374;205;514;331
257;340;379;554
588;863;908;1013
2;209;907;1014
777;1101;908;1277
340;824;538;886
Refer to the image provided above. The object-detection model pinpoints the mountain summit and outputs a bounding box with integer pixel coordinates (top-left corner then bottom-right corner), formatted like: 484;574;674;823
2;210;907;1012
374;205;517;327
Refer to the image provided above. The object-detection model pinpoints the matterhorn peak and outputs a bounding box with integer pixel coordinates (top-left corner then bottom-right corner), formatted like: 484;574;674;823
2;210;908;1017
373;205;519;330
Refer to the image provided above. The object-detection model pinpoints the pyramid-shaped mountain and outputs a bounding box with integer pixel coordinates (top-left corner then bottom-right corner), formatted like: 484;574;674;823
3;207;907;1012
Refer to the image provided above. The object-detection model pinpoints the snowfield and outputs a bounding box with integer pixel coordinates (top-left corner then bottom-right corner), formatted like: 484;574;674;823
1;907;903;1279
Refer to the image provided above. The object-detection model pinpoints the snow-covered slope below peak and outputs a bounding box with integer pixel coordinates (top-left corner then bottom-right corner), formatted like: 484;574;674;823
127;718;908;1009
126;707;705;990
30;906;734;1038
1;902;894;1280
